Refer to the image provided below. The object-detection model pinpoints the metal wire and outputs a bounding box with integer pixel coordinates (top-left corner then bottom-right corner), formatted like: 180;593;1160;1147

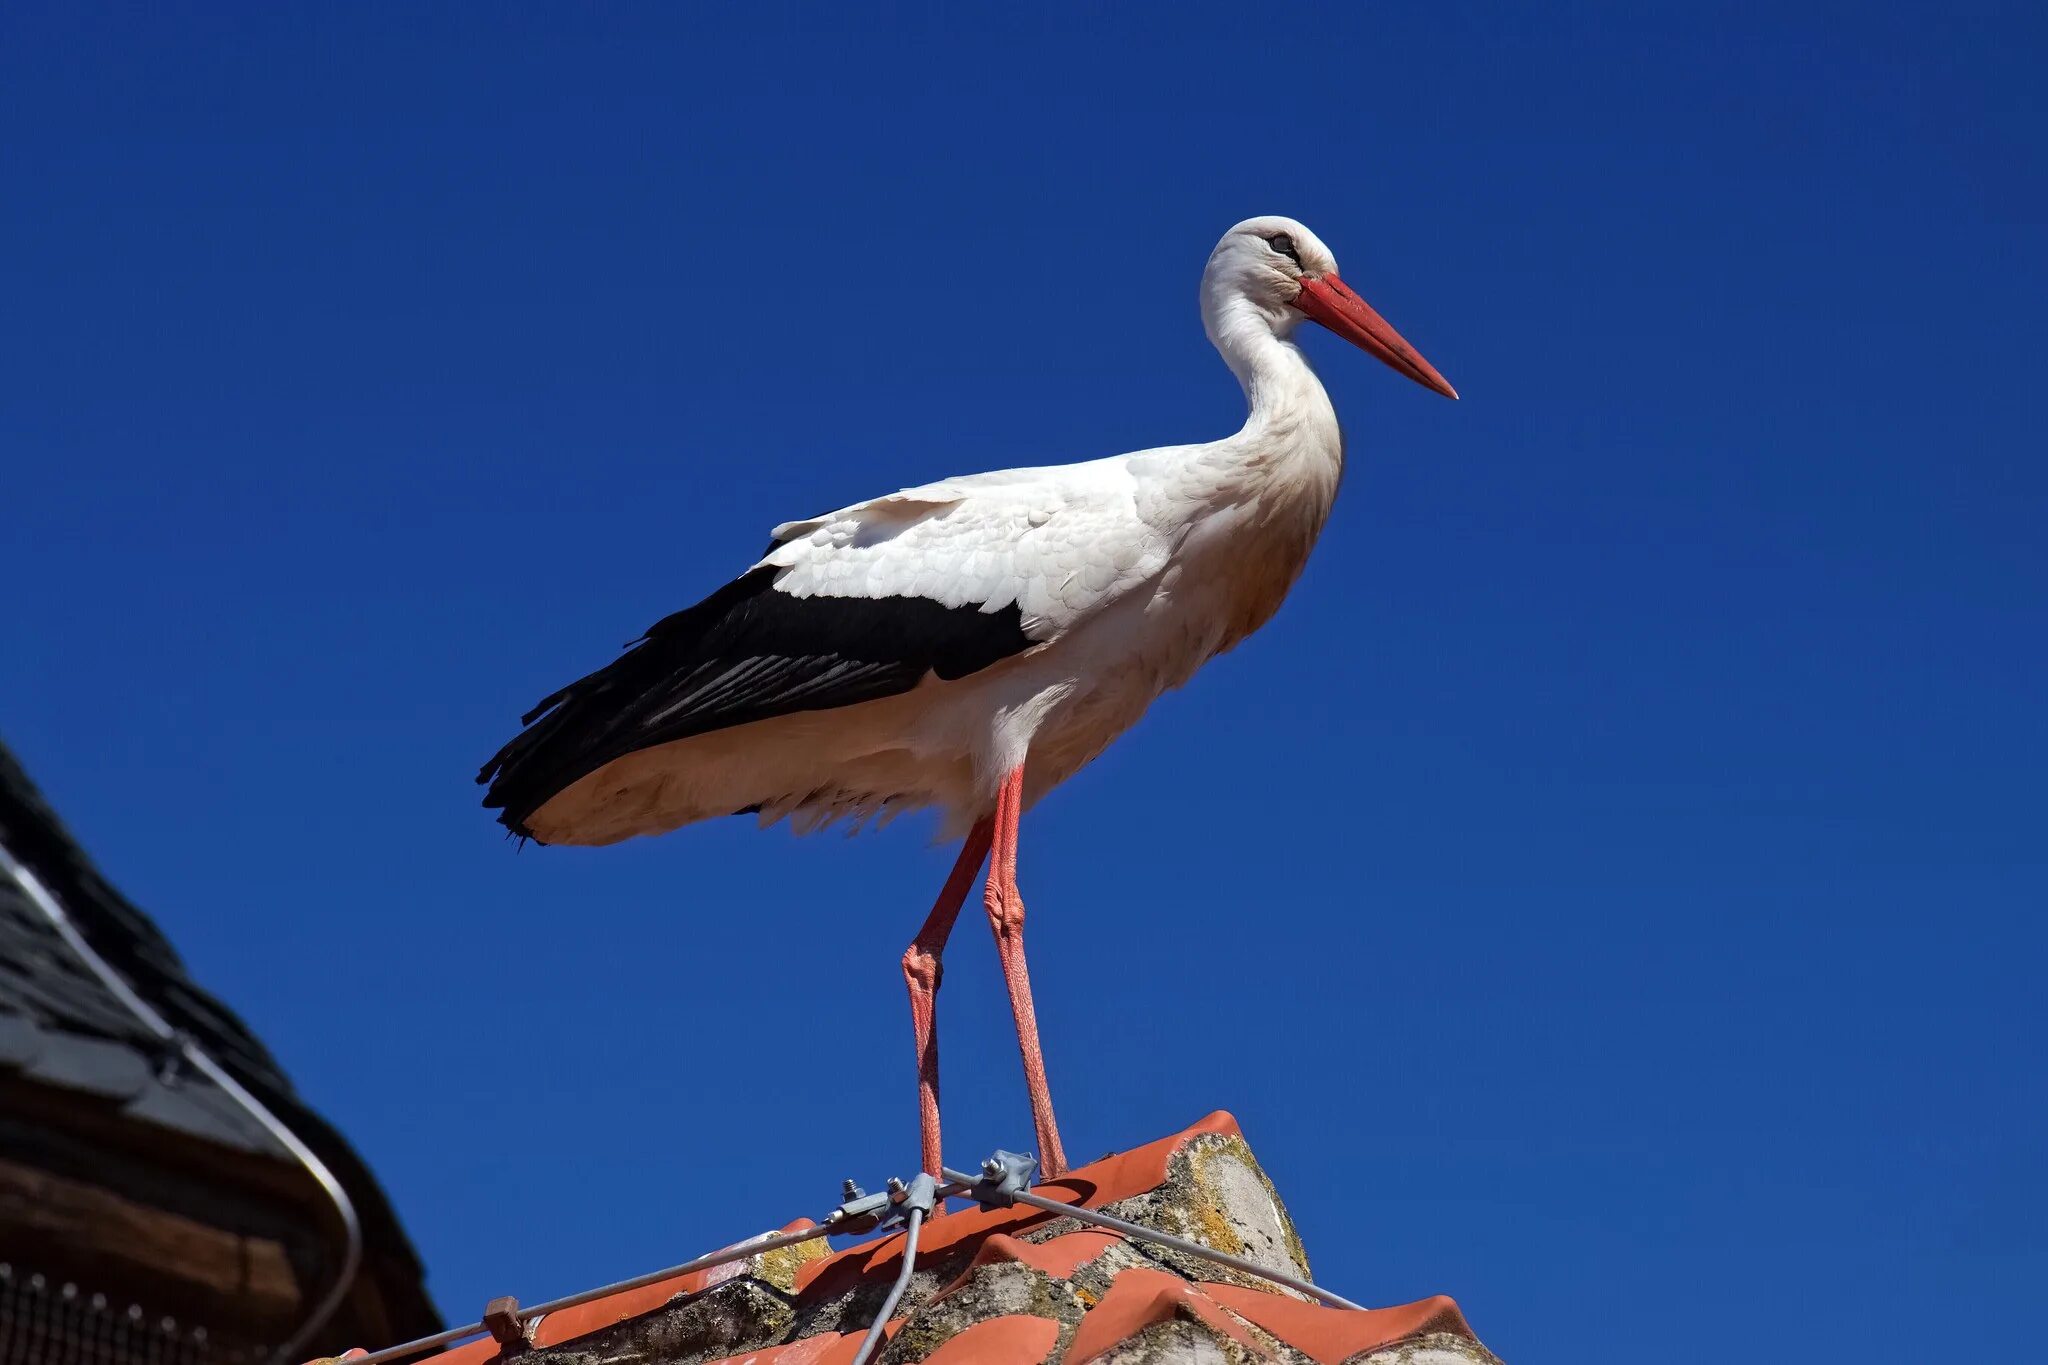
4;816;1376;1364
240;1152;1366;1365
0;841;365;1365
847;1205;923;1365
940;1167;1365;1311
337;1221;839;1365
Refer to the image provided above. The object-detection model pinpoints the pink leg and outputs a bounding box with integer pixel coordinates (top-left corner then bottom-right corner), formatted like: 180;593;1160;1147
901;818;995;1179
984;763;1069;1176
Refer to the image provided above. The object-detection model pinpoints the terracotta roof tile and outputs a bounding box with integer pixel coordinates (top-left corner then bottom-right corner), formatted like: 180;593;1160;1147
930;1230;1122;1301
398;1113;1493;1365
792;1110;1242;1304
920;1314;1060;1364
702;1332;854;1365
1065;1268;1264;1363
520;1219;825;1353
1203;1285;1473;1365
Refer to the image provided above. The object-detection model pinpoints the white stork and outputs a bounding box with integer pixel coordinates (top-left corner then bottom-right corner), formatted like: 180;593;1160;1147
479;215;1456;1178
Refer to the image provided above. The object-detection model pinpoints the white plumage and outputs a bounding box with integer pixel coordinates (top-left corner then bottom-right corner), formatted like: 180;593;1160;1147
483;216;1452;847
477;213;1455;1175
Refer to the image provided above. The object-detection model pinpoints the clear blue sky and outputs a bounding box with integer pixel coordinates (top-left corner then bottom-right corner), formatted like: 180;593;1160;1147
3;5;2042;1362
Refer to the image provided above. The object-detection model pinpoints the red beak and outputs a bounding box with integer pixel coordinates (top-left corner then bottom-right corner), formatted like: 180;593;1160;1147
1293;273;1458;400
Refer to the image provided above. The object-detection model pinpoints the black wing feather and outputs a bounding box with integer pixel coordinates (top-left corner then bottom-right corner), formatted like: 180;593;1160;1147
477;567;1030;838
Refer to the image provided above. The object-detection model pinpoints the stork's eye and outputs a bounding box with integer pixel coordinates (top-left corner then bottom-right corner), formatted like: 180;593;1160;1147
1266;233;1302;266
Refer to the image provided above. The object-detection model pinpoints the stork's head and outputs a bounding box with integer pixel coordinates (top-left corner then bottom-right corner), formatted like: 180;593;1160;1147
1203;215;1457;399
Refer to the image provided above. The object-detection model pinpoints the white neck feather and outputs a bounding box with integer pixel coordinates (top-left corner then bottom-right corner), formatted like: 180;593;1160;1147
1201;290;1342;455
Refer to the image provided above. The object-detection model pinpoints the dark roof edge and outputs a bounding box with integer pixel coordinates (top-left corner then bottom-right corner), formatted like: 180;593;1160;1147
0;738;442;1342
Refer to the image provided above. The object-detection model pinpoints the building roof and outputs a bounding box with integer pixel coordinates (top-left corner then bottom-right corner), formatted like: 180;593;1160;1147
0;754;284;1153
389;1112;1494;1365
0;737;441;1344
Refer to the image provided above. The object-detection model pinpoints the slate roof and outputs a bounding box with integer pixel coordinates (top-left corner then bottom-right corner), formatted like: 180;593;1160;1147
0;749;290;1152
0;737;441;1338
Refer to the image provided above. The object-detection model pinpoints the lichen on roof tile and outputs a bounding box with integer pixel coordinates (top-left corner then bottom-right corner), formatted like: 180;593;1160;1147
391;1113;1494;1365
1064;1268;1267;1364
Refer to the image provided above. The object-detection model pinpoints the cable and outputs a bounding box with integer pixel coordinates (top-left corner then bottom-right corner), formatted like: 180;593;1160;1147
0;841;364;1365
2;838;1379;1365
941;1165;1365;1311
255;1146;1364;1365
338;1221;838;1365
848;1204;925;1365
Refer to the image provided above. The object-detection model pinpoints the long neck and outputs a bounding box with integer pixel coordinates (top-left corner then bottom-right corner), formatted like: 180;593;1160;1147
1203;294;1340;447
1193;290;1348;649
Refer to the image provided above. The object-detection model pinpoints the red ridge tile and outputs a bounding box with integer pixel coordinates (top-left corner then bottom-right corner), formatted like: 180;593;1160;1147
1065;1268;1268;1364
930;1230;1122;1301
1201;1286;1474;1365
390;1113;1486;1365
796;1112;1242;1301
701;1333;849;1365
920;1315;1060;1364
528;1219;820;1350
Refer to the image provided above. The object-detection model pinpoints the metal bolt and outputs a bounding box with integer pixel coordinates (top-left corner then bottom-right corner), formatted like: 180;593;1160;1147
842;1179;862;1200
885;1176;906;1196
982;1157;1003;1178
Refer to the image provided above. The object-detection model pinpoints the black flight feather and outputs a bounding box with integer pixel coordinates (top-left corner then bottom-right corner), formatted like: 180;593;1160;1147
477;567;1030;839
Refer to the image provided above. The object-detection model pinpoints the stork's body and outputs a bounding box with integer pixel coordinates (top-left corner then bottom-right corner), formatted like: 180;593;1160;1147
479;216;1455;1178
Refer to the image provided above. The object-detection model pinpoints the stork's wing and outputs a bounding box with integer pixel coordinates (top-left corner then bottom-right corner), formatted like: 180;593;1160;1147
478;459;1170;837
760;456;1173;633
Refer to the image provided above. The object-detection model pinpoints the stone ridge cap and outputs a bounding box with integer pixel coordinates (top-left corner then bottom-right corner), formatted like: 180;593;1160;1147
794;1109;1244;1296
403;1111;1241;1365
387;1110;1495;1365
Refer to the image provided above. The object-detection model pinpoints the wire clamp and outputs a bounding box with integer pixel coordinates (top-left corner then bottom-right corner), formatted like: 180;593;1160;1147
961;1150;1038;1209
826;1177;898;1235
828;1171;936;1235
894;1172;939;1218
